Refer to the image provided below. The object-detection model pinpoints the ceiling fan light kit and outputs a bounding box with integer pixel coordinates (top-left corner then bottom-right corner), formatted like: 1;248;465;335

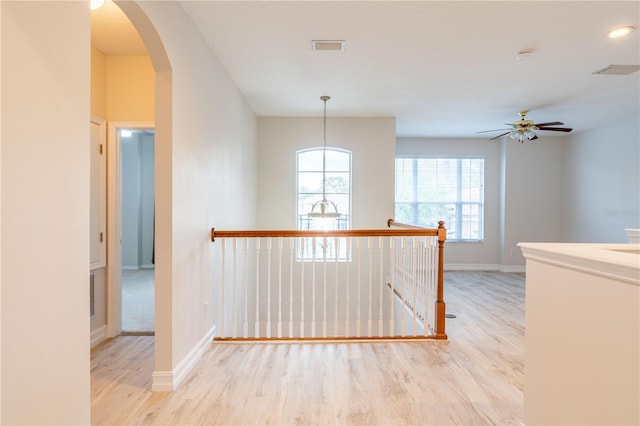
478;110;573;142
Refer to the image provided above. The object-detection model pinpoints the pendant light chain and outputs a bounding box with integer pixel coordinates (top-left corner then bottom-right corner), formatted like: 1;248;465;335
322;96;328;199
307;95;341;219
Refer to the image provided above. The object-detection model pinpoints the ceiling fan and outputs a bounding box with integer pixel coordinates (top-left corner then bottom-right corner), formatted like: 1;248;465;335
478;110;573;142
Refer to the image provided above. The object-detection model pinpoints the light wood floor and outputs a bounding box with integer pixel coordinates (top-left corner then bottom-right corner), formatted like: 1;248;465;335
91;271;525;425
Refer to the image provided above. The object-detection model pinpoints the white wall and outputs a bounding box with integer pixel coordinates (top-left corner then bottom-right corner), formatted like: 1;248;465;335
564;115;640;243
123;1;258;390
1;2;90;424
258;117;396;230
500;138;565;268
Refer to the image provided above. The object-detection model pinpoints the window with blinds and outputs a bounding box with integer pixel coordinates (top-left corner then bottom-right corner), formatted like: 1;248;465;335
395;157;484;241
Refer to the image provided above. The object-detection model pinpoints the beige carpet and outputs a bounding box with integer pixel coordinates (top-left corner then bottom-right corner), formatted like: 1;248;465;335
121;269;154;332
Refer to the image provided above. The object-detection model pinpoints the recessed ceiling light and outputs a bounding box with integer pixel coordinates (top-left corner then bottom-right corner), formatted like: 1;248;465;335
90;0;104;10
608;26;635;38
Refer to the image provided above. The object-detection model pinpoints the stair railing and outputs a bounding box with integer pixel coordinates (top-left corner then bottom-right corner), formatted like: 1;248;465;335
210;220;447;340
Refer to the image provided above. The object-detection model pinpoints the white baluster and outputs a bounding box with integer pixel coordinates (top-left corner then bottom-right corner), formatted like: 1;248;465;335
417;238;422;333
424;238;428;333
334;236;339;337
221;238;226;338
356;237;362;337
389;237;395;337
322;237;328;338
401;237;406;337
277;237;283;338
345;237;351;337
311;237;317;338
412;236;418;336
288;237;294;338
367;236;373;337
255;238;260;338
232;239;237;339
243;238;249;338
378;236;384;337
266;238;272;338
300;237;305;338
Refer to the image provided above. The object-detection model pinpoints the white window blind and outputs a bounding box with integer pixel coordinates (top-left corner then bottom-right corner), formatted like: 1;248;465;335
395;157;484;241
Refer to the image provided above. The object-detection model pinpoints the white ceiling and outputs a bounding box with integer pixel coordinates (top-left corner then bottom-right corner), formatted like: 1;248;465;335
92;1;640;139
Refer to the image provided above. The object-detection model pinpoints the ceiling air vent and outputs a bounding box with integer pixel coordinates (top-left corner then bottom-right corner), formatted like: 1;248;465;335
592;65;640;75
312;40;345;51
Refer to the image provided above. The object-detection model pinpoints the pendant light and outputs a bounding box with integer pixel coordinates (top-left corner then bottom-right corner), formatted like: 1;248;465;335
308;96;341;219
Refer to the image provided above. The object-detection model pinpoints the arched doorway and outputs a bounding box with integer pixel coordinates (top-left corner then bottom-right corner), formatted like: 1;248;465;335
91;0;173;390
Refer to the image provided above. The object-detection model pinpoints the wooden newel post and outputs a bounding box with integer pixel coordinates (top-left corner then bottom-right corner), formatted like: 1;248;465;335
435;221;448;340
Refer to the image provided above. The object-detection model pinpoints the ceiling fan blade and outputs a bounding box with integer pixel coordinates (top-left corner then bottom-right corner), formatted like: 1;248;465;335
490;132;510;140
535;121;564;127
538;127;573;132
477;128;510;134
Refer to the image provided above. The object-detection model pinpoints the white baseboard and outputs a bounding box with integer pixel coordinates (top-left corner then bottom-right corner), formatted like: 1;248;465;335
152;325;217;392
445;263;499;271
90;325;107;348
445;263;526;273
499;264;526;273
121;266;139;270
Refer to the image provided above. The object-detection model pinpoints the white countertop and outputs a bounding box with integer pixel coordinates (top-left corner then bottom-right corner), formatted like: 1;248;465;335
519;242;640;285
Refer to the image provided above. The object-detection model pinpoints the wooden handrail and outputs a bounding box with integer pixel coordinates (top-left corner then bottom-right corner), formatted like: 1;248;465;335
387;218;426;229
388;219;447;243
211;227;440;242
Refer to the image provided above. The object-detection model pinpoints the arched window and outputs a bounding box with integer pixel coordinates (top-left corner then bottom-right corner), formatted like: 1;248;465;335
297;147;351;231
296;147;351;261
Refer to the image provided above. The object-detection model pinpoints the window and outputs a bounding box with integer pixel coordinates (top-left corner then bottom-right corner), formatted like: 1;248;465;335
297;148;351;260
395;157;484;241
297;147;351;230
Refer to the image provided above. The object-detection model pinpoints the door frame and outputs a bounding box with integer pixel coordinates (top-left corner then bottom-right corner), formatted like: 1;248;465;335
106;120;155;338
